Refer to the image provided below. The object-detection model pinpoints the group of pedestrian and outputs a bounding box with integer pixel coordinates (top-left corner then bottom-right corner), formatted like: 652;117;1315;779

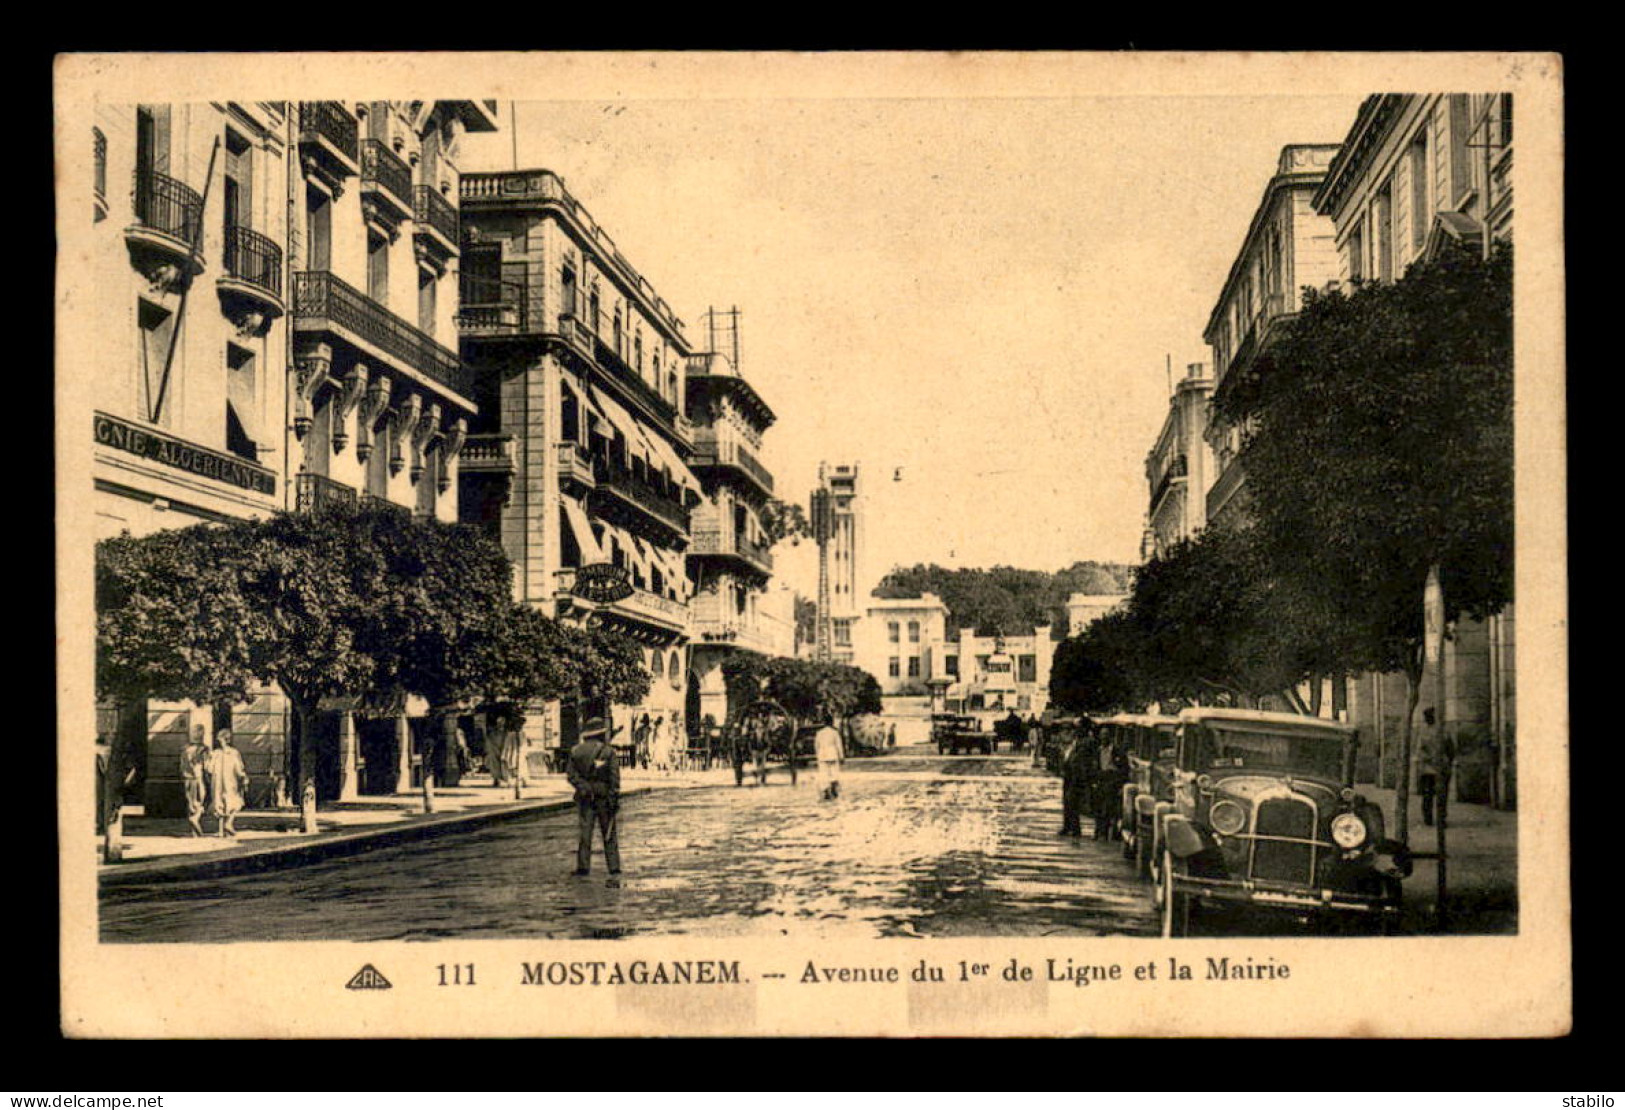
1057;718;1128;840
179;724;250;838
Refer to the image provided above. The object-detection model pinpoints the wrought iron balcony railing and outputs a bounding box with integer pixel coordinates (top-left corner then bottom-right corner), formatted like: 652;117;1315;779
1150;454;1188;515
413;184;458;245
591;458;690;534
298;102;359;163
222;225;283;300
457;274;527;334
292;271;470;397
361;139;413;212
132;168;204;251
296;472;358;514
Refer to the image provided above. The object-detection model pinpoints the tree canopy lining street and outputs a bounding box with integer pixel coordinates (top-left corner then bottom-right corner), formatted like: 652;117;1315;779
1051;242;1513;831
96;505;651;848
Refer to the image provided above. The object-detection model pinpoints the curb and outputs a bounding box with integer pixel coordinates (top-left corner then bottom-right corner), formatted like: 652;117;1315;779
97;787;659;887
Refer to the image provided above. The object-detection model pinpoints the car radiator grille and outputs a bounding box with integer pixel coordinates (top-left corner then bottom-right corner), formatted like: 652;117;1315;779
1251;796;1316;883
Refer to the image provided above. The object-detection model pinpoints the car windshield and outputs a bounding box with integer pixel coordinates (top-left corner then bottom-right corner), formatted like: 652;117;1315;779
1188;724;1346;780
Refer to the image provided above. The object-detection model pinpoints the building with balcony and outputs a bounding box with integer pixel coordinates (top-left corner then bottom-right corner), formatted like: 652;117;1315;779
289;101;499;803
1201;144;1342;529
1312;94;1515;808
457;168;703;771
684;342;787;728
87;99;502;820
90;100;294;821
1144;362;1215;559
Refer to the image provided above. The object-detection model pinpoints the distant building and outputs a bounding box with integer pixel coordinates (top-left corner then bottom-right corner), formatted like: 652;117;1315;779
1144;363;1215;559
939;627;1056;718
1066;593;1128;637
685;334;786;728
814;462;864;663
1202;143;1342;529
856;594;952;696
457;166;701;769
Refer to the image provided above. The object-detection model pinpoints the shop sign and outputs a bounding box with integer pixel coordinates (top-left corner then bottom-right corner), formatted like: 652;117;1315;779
95;412;276;495
573;562;634;604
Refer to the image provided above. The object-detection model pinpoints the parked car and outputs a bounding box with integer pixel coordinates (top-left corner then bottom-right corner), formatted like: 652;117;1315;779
932;713;993;756
1100;713;1182;877
1152;707;1410;937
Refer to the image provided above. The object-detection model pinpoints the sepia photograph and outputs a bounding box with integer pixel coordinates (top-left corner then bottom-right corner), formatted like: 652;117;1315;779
56;51;1567;1038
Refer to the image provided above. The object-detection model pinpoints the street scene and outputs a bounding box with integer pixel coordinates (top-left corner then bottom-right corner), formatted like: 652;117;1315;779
78;80;1522;946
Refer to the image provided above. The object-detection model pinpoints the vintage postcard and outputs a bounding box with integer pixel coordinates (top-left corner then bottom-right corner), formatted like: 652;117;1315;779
55;50;1567;1038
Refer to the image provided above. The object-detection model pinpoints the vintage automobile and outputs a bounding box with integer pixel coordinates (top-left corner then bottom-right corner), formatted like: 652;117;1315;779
1153;707;1410;937
1103;713;1182;877
932;713;994;756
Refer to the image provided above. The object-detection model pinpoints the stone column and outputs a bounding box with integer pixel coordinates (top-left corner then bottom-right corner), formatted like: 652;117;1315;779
395;715;412;795
336;711;359;802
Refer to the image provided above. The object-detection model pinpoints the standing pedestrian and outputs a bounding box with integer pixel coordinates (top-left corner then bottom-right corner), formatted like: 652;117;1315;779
1058;721;1097;837
1093;730;1128;841
567;717;622;878
208;728;249;838
887;723;897;749
180;724;211;837
749;718;771;786
1026;715;1043;763
1418;707;1439;827
814;712;845;801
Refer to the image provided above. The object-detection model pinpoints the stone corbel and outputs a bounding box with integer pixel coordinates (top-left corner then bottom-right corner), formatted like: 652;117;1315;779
410;401;442;484
390;394;421;477
291;342;333;440
330;364;369;455
355;374;393;465
438;417;467;494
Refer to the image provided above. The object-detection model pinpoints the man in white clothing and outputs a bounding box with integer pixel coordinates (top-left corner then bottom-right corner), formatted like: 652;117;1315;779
814;712;845;801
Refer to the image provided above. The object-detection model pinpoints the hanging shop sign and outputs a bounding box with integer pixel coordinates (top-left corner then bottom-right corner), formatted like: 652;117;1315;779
572;562;635;604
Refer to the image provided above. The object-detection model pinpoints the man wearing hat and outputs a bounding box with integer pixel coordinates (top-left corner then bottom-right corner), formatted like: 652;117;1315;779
568;716;623;877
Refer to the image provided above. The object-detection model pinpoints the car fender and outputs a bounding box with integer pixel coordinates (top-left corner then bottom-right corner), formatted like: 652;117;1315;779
1162;814;1207;860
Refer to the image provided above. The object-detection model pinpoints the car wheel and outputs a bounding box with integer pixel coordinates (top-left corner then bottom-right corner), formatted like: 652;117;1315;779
1160;850;1191;938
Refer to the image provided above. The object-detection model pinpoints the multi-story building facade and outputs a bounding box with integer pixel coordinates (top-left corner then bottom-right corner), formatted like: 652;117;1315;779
857;595;952;697
1202;144;1341;529
457;167;700;774
89;99;500;817
814;462;864;663
1144;363;1214;559
685;344;782;728
939;627;1056;718
1313;94;1515;807
290;100;500;802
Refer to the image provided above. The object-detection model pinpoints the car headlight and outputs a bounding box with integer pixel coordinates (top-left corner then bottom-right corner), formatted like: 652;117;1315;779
1330;811;1368;849
1210;799;1247;836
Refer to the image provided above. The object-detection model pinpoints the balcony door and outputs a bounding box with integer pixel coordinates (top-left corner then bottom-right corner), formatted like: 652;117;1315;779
224;130;252;234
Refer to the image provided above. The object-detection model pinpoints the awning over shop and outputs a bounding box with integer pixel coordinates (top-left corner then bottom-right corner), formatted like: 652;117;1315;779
641;423;703;498
588;384;657;467
561;496;605;563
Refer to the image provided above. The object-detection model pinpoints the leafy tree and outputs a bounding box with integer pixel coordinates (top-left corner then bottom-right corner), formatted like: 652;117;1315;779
759;498;813;547
1049;609;1141;715
1212;240;1513;840
95;523;266;860
793;594;817;654
875;561;1133;636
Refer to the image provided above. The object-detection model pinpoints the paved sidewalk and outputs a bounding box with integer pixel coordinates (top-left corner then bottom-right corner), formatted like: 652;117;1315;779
1359;783;1520;934
96;765;739;884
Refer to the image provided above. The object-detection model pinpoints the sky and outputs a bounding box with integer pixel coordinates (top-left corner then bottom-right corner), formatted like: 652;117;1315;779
460;93;1365;602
